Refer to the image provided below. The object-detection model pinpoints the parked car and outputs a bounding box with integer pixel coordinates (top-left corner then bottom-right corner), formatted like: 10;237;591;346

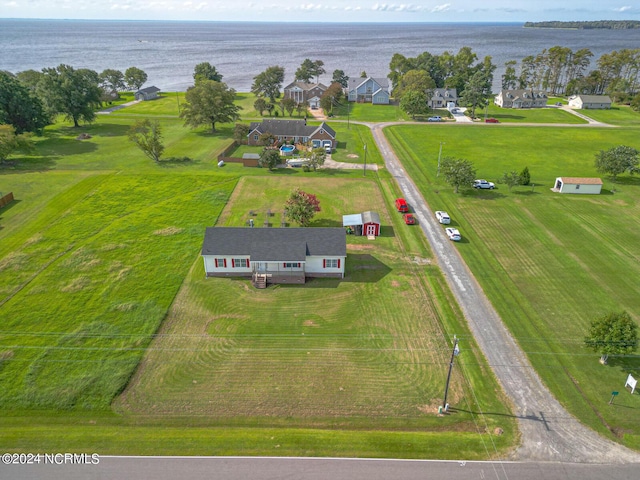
403;213;416;225
473;179;495;189
445;227;461;241
451;108;459;113
395;198;409;212
485;118;499;123
428;116;442;122
435;211;451;224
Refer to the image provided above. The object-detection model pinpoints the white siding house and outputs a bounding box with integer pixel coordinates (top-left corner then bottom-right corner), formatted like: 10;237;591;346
553;177;603;194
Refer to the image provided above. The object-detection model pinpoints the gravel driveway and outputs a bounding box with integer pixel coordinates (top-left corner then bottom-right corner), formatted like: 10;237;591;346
368;122;640;464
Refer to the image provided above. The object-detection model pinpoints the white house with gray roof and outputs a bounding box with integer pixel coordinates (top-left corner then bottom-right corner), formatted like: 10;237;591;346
346;77;390;104
495;89;547;108
568;95;612;109
201;227;346;287
134;86;160;101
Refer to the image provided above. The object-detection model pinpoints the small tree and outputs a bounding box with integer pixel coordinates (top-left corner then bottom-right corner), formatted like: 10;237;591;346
332;69;349;88
584;311;638;364
439;157;477;193
193;62;223;84
284;189;321;226
519;166;531;186
499;171;521;191
295;101;308;117
254;98;268;116
259;132;276;147
303;147;326;171
128;119;164;163
594;145;639;182
282;98;296;117
259;148;281;170
399;90;428;119
233;123;249;144
0;124;34;165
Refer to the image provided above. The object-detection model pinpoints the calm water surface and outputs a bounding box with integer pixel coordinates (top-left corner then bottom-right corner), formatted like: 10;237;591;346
2;19;640;92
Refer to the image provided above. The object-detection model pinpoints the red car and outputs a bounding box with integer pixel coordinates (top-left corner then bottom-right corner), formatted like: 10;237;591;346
485;118;499;123
395;198;409;213
403;213;416;225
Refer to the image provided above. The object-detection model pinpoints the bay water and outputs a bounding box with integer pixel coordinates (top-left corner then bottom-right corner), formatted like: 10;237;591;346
2;19;640;92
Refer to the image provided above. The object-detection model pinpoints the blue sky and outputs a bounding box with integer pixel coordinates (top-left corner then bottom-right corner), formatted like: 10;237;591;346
1;1;639;22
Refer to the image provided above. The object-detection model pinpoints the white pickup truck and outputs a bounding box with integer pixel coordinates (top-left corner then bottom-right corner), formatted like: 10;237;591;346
435;211;451;224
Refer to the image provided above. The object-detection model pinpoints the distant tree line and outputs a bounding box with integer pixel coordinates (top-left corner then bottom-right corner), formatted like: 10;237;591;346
524;21;640;30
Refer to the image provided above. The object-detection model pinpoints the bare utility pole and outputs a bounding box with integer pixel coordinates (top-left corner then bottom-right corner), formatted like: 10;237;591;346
440;336;460;413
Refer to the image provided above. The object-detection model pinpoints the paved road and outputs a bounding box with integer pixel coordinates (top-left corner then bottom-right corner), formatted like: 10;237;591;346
3;456;640;480
368;122;640;464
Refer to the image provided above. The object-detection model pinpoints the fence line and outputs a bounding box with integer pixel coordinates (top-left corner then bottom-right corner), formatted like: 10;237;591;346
0;192;14;209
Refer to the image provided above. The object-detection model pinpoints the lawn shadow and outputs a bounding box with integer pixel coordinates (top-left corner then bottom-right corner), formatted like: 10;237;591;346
378;225;395;238
311;218;343;227
343;253;392;283
460;189;506;200
513;188;542;196
0;156;56;173
607;356;640;382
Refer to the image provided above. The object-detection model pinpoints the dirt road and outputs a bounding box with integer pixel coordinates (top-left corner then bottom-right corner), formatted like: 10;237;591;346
368;122;640;464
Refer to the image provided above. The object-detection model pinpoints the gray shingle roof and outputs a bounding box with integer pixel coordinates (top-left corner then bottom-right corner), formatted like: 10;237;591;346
137;86;160;94
248;120;335;139
201;227;346;261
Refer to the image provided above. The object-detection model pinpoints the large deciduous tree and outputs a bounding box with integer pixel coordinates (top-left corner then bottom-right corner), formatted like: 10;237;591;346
193;62;223;84
0;71;49;134
439;157;477;193
594;145;639;182
284;189;321;227
0;124;34;165
180;80;241;133
251;66;285;103
127;119;164;163
584;311;638;364
99;69;125;94
124;67;148;91
319;82;344;113
38;64;102;127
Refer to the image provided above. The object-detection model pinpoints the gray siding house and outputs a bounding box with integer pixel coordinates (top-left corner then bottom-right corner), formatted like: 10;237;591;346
346;77;390;104
134;86;160;101
201;227;346;287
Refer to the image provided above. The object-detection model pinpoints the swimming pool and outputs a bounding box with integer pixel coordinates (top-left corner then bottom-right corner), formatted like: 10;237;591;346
280;145;296;155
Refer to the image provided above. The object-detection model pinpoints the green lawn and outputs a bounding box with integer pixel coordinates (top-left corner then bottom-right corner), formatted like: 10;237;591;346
572;105;640;126
0;108;516;458
385;123;640;448
482;102;586;124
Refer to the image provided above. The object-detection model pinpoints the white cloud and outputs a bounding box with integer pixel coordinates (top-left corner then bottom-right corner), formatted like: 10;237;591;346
614;6;632;12
432;3;451;13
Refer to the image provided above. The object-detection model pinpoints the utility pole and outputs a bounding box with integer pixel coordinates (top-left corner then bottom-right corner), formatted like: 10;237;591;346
347;101;350;129
437;142;445;177
363;143;367;177
440;336;460;414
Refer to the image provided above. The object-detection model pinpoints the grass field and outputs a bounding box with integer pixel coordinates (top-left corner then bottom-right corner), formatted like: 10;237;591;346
385;123;640;448
0;108;517;458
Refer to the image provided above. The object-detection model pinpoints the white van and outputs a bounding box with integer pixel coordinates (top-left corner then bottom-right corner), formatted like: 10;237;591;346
323;140;333;154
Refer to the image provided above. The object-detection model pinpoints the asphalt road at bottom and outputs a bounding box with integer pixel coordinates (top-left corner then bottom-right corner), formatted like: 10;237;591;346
367;122;640;464
2;456;639;480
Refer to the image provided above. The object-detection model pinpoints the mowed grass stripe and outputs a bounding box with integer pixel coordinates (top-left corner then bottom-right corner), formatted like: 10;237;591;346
0;174;236;409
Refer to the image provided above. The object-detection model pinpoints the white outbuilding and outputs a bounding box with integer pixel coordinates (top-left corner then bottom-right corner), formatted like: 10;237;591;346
553;177;603;194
